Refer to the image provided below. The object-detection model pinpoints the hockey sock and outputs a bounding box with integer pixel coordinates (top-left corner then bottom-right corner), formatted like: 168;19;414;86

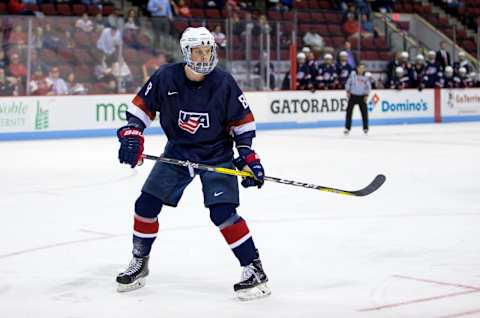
132;192;163;257
209;204;257;266
221;218;258;266
132;213;159;257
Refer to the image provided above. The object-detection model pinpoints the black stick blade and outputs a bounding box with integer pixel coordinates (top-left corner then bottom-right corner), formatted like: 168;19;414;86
350;174;386;197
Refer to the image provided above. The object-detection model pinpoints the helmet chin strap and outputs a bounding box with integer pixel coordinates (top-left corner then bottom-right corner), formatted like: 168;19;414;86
186;63;206;76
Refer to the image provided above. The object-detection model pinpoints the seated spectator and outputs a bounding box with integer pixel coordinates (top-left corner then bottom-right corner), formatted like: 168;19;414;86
8;53;27;79
95;54;115;82
142;50;167;81
253;14;271;36
124;9;140;30
212;25;226;48
64;31;76;49
0;67;17;96
171;0;192;18
107;8;123;30
97;25;122;57
0;50;7;69
10;24;27;49
66;72;87;95
43;23;63;51
360;14;375;38
94;13;106;32
29;67;52;96
354;0;370;15
30;50;50;75
111;56;133;93
30;26;44;49
343;13;360;38
47;66;68;95
76;13;94;33
303;31;324;51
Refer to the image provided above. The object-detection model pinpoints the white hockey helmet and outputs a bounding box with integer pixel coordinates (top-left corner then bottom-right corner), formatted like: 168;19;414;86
297;52;306;62
415;54;424;61
180;27;218;75
395;66;404;76
459;67;467;75
445;66;454;77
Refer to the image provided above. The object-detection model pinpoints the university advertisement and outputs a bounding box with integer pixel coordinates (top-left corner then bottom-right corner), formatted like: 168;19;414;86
441;88;480;119
0;95;160;136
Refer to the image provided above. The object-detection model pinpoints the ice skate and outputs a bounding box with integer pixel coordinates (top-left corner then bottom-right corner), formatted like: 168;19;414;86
234;257;271;301
116;256;149;292
363;128;369;135
344;129;350;136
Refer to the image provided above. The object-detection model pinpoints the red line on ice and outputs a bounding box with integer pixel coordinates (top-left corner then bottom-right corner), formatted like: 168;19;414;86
359;290;480;312
438;308;480;318
393;275;480;290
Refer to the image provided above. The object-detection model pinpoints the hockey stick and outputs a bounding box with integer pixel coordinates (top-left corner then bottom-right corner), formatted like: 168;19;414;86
141;154;386;197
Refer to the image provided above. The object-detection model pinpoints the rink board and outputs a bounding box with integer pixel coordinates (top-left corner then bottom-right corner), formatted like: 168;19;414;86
0;88;477;141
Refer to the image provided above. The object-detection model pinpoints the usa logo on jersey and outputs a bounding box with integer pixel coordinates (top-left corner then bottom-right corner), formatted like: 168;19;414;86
178;110;210;134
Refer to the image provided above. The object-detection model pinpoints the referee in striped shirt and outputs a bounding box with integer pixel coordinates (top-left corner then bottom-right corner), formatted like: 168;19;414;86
344;63;371;135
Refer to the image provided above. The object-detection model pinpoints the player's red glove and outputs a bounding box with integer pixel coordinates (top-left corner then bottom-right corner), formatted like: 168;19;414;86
117;125;144;168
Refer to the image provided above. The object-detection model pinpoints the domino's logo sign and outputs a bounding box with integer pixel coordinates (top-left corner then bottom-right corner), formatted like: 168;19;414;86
178;110;210;134
368;93;428;112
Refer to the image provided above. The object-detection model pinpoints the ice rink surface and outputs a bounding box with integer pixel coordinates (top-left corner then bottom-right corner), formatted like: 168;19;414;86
1;122;480;318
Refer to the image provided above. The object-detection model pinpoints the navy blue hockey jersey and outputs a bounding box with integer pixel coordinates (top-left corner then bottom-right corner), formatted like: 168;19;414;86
128;63;256;164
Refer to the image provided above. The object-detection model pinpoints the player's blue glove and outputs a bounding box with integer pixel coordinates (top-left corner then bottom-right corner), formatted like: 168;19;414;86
117;125;144;168
233;150;264;188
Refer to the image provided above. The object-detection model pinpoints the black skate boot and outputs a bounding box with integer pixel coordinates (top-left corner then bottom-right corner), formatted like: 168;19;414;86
116;256;149;292
234;253;271;301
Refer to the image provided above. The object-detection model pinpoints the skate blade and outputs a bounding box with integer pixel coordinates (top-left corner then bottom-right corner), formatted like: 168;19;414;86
117;277;146;293
236;283;271;301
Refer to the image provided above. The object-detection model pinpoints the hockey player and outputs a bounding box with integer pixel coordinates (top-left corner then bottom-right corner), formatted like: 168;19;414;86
424;51;443;88
336;51;353;89
384;66;409;89
440;66;459;88
115;27;270;301
453;51;471;75
315;53;338;90
410;54;426;90
458;67;473;88
295;52;312;90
